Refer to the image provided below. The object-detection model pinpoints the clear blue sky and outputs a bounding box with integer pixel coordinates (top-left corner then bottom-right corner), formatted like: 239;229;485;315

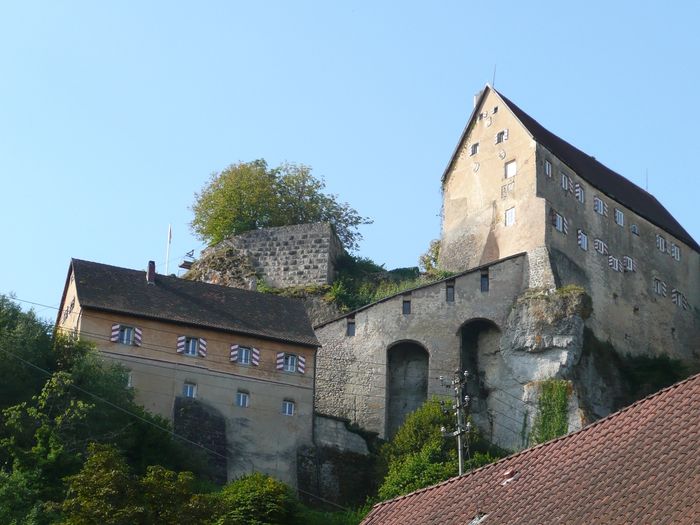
2;1;698;320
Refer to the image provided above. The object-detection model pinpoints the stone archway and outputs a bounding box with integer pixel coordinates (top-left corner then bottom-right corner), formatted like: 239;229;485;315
386;341;429;438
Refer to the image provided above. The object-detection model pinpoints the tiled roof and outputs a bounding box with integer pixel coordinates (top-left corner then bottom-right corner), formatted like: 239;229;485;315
70;259;319;347
362;373;700;525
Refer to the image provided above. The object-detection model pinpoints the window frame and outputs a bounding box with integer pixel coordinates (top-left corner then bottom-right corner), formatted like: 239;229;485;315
496;131;505;144
236;390;250;408
470;143;479;156
656;235;666;253
283;354;298;373
480;270;490;293
118;325;134;345
184;337;198;357
402;298;411;315
653;278;667;297
238;346;252;365
544;159;552;178
504;160;517;179
593;196;606;216
560;172;569;191
346;317;356;337
445;281;455;302
282;399;295;416
577;229;588;251
183;382;197;399
670;243;681;261
504;207;516;227
614;208;624;227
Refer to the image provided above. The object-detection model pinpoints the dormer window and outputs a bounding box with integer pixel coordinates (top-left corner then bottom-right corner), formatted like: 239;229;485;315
470;143;479;156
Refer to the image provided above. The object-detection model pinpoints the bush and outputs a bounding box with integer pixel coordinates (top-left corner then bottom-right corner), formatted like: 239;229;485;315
213;473;298;525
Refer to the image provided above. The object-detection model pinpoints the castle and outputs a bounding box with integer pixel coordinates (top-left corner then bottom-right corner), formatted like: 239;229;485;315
56;86;699;495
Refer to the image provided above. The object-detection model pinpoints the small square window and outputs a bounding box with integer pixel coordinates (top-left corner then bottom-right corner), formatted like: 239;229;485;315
118;326;134;345
623;256;636;272
574;183;585;204
544;159;552;178
183;382;197;398
470;143;479;156
593;197;607;216
346;318;356;337
614;209;624;227
446;282;455;302
493;106;498;114
238;346;251;365
560;172;569;191
480;270;490;292
496;130;507;144
653;278;667;297
282;400;295;416
577;230;588;251
283;354;297;373
505;160;517;179
505;207;515;227
656;235;666;253
670;243;681;261
552;212;567;234
236;391;250;408
631;224;640;236
184;337;198;356
402;298;411;315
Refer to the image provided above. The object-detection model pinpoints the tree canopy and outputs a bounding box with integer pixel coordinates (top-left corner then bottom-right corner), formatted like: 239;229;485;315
191;160;372;251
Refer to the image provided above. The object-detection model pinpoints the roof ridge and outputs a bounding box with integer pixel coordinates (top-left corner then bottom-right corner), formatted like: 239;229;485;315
368;372;700;511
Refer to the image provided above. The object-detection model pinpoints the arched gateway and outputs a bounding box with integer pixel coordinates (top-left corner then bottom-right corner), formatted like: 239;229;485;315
386;341;429;438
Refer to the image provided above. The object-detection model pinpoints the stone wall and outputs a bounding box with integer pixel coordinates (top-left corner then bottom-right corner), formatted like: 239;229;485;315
225;223;344;288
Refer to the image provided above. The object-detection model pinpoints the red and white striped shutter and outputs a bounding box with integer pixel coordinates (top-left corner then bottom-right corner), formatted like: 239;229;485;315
276;352;285;370
110;324;120;342
632;259;637;272
297;355;306;374
252;347;260;366
603;202;609;216
562;217;569;235
198;338;207;357
568;176;574;193
494;134;498;145
134;327;143;347
230;344;239;362
176;335;185;353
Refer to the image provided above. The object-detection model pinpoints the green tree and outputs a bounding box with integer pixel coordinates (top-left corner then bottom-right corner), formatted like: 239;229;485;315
213;472;298;525
190;160;371;251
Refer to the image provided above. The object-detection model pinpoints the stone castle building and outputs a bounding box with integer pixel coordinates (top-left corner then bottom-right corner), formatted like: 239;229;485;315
314;86;699;449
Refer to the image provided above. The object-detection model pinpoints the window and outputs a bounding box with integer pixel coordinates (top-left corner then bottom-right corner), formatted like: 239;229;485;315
493;106;498;114
623;256;636;272
671;289;689;310
236;390;250;408
184;337;198;356
283;354;297;373
118;325;134;345
504;160;517;179
446;281;455;302
402;298;411;315
552;211;567;234
593;197;608;216
470;143;479;156
670;243;681;261
608;256;622;272
544;159;552;178
505;207;515;226
577;230;588;251
614;208;624;227
480;270;490;292
656;235;666;253
346;317;356;336
495;129;508;143
282;400;295;416
62;298;75;323
594;238;609;255
560;172;569;191
182;382;197;398
653;278;667;297
574;183;585;204
238;346;251;365
631;224;640;236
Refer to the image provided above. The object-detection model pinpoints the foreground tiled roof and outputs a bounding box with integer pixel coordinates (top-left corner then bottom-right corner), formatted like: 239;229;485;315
70;259;319;347
362;373;700;525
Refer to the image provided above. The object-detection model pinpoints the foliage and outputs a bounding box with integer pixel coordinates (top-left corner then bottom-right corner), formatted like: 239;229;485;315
190;160;372;251
296;504;371;525
213;472;298;525
377;399;502;501
61;444;214;525
418;239;441;275
529;380;570;445
618;354;691;402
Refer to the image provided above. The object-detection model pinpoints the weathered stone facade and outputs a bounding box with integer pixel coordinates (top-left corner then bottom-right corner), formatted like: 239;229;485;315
200;222;344;289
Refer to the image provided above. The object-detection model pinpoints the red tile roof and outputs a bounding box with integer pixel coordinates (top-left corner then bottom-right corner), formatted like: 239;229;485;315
362;373;700;525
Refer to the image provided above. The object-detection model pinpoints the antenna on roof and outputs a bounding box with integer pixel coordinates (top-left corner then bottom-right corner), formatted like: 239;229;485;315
165;224;172;275
492;64;497;88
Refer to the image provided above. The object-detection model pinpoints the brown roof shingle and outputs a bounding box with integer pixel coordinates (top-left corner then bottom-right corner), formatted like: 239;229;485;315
362;373;700;525
71;259;319;347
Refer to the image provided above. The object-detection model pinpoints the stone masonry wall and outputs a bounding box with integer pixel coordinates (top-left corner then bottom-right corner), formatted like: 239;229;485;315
226;223;344;288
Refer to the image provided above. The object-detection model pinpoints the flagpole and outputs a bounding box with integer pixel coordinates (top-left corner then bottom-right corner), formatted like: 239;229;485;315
165;224;172;275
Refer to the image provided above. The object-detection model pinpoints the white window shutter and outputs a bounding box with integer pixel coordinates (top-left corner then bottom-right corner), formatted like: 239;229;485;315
198;338;207;357
563;217;569;235
504;128;509;140
230;344;239;362
134;327;143;347
297;355;306;374
252;347;260;366
176;335;185;354
110;324;120;342
276;352;285;370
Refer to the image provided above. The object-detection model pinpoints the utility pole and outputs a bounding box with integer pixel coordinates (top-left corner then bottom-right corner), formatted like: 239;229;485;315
440;369;471;475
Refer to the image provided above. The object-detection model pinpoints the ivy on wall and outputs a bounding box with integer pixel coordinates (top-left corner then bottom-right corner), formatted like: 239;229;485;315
529;380;570;445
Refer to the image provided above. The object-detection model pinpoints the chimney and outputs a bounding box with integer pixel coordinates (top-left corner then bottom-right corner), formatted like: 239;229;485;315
146;260;156;285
